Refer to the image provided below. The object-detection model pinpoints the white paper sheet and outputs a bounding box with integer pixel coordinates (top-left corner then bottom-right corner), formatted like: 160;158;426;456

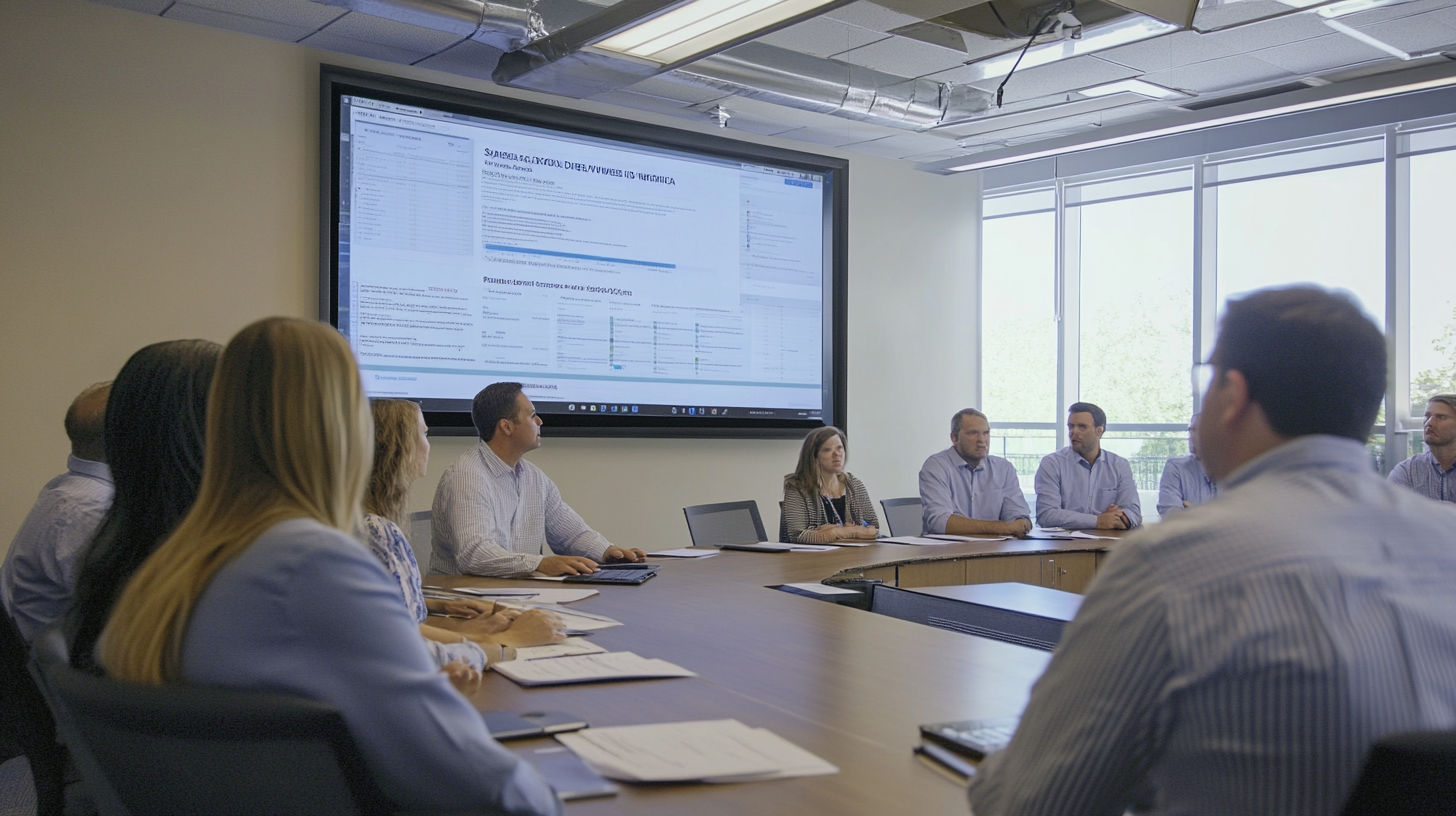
786;544;836;552
923;534;1012;542
495;603;623;631
556;719;838;783
649;548;719;558
779;582;860;596
879;536;959;546
450;587;600;604
492;652;696;686
508;639;608;661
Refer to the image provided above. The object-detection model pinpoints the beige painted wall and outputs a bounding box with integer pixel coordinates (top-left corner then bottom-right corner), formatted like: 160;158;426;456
0;0;980;555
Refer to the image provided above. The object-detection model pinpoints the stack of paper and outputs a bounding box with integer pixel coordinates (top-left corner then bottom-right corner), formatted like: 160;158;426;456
494;603;622;631
557;719;838;783
492;652;696;686
923;534;1011;543
880;536;961;546
449;586;600;604
651;548;718;558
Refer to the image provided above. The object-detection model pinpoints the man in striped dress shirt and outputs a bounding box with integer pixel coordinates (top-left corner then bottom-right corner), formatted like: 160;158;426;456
967;286;1456;816
1387;394;1456;504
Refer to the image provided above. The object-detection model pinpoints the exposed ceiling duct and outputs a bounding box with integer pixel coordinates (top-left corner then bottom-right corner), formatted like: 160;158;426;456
662;41;993;129
325;0;993;130
317;0;548;52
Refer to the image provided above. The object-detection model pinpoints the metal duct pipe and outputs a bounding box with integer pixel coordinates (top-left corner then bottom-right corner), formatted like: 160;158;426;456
331;1;989;129
316;0;547;52
665;43;992;130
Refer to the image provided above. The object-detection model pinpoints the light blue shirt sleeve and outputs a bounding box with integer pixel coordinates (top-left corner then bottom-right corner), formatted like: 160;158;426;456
919;454;958;535
1035;449;1141;530
996;463;1033;522
1388;458;1414;488
1113;456;1142;528
182;519;560;816
1157;458;1186;517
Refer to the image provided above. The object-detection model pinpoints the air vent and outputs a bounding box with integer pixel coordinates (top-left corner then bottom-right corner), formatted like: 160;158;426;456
1179;82;1312;111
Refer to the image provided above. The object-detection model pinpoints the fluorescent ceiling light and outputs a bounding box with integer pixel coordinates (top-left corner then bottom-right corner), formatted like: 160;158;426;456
593;0;841;64
960;15;1179;82
940;70;1456;172
1078;79;1190;99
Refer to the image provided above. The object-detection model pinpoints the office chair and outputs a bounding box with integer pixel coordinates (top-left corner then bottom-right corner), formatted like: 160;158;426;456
407;510;434;575
1341;730;1456;815
879;497;924;537
29;627;394;816
0;613;64;816
683;501;768;547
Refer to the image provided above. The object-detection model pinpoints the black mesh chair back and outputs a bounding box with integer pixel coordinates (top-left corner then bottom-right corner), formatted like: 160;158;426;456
30;627;393;816
683;501;768;547
1341;730;1456;815
880;498;924;537
0;613;65;816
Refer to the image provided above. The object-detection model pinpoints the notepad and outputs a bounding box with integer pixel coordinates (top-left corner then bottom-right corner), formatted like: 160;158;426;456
492;652;696;686
556;719;838;783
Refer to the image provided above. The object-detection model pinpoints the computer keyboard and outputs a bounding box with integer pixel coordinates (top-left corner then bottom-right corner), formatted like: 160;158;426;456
919;716;1019;759
562;568;657;585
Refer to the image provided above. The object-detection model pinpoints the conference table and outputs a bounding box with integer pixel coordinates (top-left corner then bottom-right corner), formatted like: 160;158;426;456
435;535;1122;815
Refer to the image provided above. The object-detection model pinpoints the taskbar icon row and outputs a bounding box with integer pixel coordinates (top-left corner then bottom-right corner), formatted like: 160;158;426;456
561;403;733;417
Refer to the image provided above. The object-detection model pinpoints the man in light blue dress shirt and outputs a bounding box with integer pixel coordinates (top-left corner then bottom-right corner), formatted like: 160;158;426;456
968;286;1456;816
1388;394;1456;503
919;409;1032;537
1034;402;1141;530
1;382;113;640
1157;412;1217;517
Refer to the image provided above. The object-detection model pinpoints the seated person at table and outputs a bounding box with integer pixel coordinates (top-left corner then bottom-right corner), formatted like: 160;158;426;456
1034;402;1141;530
98;318;561;816
1388;394;1456;503
362;398;564;668
919;408;1031;538
782;426;879;544
66;340;220;673
1156;412;1217;518
432;382;645;577
966;286;1456;816
2;381;112;641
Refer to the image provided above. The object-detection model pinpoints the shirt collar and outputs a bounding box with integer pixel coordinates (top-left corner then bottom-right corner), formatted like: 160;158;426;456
67;455;112;483
1421;450;1456;475
948;448;985;473
476;440;521;478
1221;435;1372;491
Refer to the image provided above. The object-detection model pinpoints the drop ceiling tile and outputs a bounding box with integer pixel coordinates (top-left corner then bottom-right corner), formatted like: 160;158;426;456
1094;30;1209;72
757;17;890;58
1193;0;1296;30
690;95;857;129
1339;0;1456;27
832;34;969;75
163;2;325;41
412;38;504;80
1357;13;1456;52
623;76;733;105
841;130;959;158
823;1;923;33
301;30;440;64
535;0;605;28
308;11;466;53
967;55;1142;102
773;119;904;146
903;146;970;162
177;0;343;28
588;89;695;116
1140;53;1296;92
1419;2;1456;28
89;0;172;13
1252;32;1393;73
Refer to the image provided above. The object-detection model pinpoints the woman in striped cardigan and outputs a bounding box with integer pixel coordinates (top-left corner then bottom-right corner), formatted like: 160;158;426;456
781;426;880;544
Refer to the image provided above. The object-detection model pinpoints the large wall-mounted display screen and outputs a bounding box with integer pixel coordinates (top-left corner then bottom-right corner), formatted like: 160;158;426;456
321;67;848;437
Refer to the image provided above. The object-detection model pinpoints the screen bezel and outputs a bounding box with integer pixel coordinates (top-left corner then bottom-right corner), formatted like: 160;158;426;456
320;66;848;439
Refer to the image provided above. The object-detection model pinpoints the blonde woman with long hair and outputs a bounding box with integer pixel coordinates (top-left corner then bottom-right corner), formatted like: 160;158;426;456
362;398;563;664
98;318;560;816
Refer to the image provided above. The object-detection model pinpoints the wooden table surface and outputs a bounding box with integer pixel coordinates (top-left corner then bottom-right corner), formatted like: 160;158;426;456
435;539;1115;814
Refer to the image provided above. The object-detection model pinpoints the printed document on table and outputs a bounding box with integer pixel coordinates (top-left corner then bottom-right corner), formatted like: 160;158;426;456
492;652;696;686
495;603;623;631
509;639;608;661
452;587;600;604
778;582;859;596
880;536;960;546
786;544;836;552
651;548;719;558
556;719;838;783
923;534;1011;542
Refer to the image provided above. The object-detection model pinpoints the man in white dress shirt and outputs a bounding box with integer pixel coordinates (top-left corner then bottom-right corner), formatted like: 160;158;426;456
432;382;646;577
2;381;113;640
967;286;1456;816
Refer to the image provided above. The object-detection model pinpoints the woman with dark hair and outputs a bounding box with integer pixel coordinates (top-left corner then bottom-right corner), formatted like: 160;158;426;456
781;426;880;544
65;339;221;671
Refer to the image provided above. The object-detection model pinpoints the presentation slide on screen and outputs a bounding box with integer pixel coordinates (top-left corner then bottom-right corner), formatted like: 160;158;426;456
338;96;827;415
